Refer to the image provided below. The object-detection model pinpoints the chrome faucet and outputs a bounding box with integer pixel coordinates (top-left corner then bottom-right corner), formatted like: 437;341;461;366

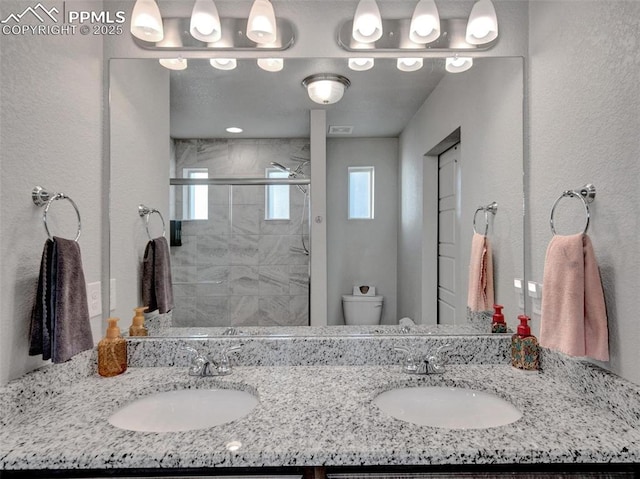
394;344;452;375
182;345;242;377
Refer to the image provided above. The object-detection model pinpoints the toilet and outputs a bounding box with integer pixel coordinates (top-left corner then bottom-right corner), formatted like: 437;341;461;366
342;285;384;325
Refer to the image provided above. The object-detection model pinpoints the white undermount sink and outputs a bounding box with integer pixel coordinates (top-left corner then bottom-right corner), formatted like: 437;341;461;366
108;388;259;433
374;386;522;429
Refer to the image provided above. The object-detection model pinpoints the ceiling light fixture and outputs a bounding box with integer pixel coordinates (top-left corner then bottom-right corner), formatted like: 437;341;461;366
190;0;221;43
226;127;243;133
465;0;498;45
247;0;277;44
397;58;423;72
446;55;473;73
257;58;284;72
409;0;440;44
210;58;237;70
302;74;351;105
348;58;374;71
352;0;383;44
130;0;164;42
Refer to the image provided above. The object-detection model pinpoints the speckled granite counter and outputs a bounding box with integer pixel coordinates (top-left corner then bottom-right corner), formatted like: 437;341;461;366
2;343;640;472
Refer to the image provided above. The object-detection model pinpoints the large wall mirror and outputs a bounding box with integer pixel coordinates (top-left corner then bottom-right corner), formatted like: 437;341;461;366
109;56;524;336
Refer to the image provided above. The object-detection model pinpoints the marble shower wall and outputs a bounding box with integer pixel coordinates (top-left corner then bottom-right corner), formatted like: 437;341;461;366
170;139;310;327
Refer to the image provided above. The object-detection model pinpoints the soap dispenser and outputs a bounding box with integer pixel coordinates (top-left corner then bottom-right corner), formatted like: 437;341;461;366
491;304;507;333
511;314;539;371
98;318;127;377
129;306;148;337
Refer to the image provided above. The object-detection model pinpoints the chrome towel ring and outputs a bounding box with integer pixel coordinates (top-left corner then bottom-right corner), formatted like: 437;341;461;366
138;204;166;240
31;186;82;242
550;183;596;235
473;201;498;235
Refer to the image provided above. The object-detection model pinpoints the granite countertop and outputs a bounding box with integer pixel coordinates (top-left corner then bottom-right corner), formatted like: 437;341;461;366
2;358;640;471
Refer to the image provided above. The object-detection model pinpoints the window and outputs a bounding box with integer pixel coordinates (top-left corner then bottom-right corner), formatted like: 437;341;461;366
348;166;375;219
183;167;208;220
265;168;290;220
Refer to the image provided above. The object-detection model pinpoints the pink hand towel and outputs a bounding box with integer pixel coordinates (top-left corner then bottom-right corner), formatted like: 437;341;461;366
539;233;609;361
467;233;494;312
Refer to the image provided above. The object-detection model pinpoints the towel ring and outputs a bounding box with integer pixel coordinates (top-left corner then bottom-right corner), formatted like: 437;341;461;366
550;184;596;235
138;204;166;240
473;202;498;235
31;186;82;242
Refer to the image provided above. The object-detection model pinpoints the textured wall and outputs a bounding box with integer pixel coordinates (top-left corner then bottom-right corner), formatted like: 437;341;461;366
398;58;524;327
0;0;103;384
326;138;398;325
528;1;640;385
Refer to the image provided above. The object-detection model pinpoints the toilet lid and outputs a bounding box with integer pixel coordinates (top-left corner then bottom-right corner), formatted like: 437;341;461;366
342;295;384;302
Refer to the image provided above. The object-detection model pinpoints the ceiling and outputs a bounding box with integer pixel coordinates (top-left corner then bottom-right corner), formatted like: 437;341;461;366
169;57;447;139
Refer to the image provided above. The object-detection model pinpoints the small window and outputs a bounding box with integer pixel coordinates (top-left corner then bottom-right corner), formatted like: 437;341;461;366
183;167;208;220
348;166;374;219
265;168;290;220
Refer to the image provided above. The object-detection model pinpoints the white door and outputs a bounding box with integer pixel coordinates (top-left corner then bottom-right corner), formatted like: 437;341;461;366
437;144;459;324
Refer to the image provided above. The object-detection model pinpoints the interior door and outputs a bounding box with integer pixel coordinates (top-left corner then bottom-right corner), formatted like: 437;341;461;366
437;144;459;324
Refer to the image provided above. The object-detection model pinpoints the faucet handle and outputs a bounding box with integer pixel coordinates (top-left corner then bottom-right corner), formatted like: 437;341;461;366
394;346;419;374
427;343;452;374
218;344;242;375
181;346;209;376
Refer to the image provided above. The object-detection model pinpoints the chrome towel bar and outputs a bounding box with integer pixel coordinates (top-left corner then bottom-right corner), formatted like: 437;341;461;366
31;186;81;242
550;183;596;235
138;204;166;240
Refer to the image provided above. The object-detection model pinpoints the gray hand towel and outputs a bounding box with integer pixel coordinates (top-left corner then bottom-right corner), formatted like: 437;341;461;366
29;238;93;363
142;236;174;314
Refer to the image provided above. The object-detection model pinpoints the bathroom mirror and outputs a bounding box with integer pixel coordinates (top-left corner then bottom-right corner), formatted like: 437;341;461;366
109;56;524;336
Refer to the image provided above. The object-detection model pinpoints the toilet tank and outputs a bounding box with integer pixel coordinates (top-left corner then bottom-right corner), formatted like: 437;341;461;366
342;295;384;325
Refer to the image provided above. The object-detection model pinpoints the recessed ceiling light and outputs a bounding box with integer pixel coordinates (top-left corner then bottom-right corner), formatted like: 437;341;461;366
226;127;243;133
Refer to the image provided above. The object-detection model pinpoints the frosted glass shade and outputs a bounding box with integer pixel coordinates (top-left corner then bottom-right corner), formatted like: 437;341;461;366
210;58;237;70
190;0;222;43
257;58;284;72
303;75;351;105
247;0;277;44
352;0;383;43
348;58;375;71
397;58;423;72
446;56;473;73
131;0;164;42
409;0;440;44
465;0;498;45
159;58;188;71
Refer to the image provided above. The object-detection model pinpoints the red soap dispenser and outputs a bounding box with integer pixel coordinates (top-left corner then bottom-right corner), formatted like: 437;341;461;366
491;304;507;333
511;315;539;371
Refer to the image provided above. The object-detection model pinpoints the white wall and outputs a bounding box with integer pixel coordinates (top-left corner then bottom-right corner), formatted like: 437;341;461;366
109;60;170;321
528;1;640;385
327;138;398;325
0;0;103;384
398;58;524;327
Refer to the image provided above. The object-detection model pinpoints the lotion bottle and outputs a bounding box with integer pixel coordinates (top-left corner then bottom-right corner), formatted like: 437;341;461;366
129;306;148;337
491;304;507;333
511;314;539;371
98;318;127;377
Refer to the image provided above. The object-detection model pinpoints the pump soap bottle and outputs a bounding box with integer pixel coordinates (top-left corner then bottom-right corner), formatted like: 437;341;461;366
491;304;507;333
511;314;539;371
98;318;127;377
129;306;148;337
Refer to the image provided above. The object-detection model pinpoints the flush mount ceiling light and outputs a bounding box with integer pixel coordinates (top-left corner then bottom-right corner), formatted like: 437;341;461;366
247;0;277;44
257;58;284;72
409;0;440;44
190;0;221;43
302;74;351;105
446;55;473;72
210;58;237;70
159;58;188;70
465;0;498;45
130;0;164;42
352;0;383;43
397;57;423;72
348;58;374;71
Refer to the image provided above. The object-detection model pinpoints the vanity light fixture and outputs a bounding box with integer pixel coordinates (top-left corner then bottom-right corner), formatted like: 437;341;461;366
257;58;284;72
190;0;222;43
302;74;351;105
226;127;243;133
397;57;423;72
348;58;375;71
352;0;383;43
246;0;277;45
210;58;237;70
465;0;498;45
409;0;440;44
130;0;164;42
157;19;186;70
445;55;473;73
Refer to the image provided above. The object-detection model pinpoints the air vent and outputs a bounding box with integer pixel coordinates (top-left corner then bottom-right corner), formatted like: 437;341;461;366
328;125;353;135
